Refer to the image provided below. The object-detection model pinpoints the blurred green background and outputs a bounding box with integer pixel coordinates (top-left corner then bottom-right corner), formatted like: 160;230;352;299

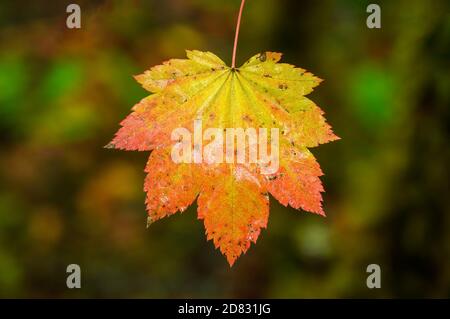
0;0;449;298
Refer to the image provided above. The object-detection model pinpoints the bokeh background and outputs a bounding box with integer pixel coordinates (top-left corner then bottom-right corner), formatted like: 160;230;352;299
0;0;449;298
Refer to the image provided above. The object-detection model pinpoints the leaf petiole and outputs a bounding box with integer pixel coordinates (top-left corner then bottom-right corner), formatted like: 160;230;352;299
231;0;246;69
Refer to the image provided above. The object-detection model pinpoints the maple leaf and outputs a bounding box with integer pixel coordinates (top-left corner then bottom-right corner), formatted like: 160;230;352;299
108;50;339;266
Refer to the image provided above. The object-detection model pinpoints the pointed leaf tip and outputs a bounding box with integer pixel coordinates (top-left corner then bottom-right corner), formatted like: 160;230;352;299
104;142;115;149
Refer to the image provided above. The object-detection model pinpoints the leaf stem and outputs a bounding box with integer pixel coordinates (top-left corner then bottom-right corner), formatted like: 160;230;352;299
231;0;246;69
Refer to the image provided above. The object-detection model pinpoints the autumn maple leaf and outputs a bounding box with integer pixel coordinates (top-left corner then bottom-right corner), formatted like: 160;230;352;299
107;1;338;266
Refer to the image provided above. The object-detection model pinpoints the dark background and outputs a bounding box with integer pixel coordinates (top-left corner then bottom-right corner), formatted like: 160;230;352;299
0;0;448;298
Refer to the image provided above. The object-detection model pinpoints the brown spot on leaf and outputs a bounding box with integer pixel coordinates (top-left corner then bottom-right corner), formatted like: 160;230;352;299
259;52;267;62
